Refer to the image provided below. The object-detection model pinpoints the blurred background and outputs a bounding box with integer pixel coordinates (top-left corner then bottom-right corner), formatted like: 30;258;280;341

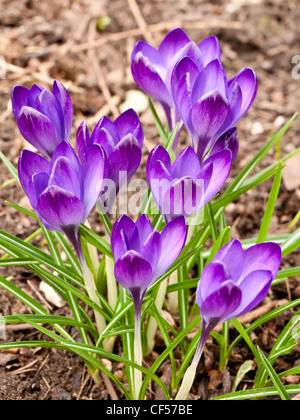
0;0;300;400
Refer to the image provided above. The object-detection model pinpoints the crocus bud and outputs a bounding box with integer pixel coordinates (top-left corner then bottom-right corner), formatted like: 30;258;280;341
171;57;257;161
77;109;143;213
146;145;232;223
18;140;107;242
111;214;187;307
12;81;73;158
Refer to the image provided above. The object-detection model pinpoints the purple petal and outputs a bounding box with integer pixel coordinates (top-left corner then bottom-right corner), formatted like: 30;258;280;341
162;177;204;219
37;185;84;232
198;36;221;66
111;215;135;260
191;59;228;104
91;116;120;146
228;67;257;120
158;28;190;66
50;140;82;179
17;107;59;157
171;57;200;131
18;149;50;208
11;86;30;119
76;121;91;162
131;53;172;107
33;172;50;201
200;281;242;324
52;80;73;140
210;128;239;163
233;269;273;317
156;216;187;278
146;145;171;184
190;90;229;160
196;261;230;307
49;156;82;201
131;40;166;79
91;127;116;159
35;89;65;140
81;144;107;220
214;239;245;282
240;242;282;281
148;160;172;213
114;250;153;294
27;84;44;107
216;83;243;138
171;147;201;179
107;134;142;192
129;214;154;253
114;109;144;148
199;149;232;203
140;230;162;272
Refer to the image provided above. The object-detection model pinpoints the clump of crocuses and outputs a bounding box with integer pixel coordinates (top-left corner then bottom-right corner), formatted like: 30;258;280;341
175;239;282;400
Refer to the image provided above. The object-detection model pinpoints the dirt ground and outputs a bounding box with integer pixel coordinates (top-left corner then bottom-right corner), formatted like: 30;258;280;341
0;0;300;400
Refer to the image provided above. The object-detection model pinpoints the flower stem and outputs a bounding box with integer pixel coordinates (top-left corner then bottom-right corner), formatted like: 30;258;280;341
70;231;106;336
175;321;211;400
134;306;143;400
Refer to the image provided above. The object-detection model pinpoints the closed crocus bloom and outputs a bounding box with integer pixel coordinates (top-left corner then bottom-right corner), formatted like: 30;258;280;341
171;56;257;161
131;28;221;147
77;109;143;213
18;140;107;243
146;145;232;223
176;239;281;400
12;81;73;158
111;214;187;306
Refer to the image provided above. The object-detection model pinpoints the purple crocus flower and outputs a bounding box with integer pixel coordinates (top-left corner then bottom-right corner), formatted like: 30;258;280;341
12;81;73;158
76;109;143;213
171;56;257;160
18;140;107;247
146;144;233;223
131;28;221;149
175;239;281;400
111;214;187;308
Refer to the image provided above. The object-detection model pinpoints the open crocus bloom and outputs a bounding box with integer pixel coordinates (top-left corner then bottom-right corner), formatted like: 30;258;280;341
12;81;73;158
196;239;282;328
171;57;257;161
146;145;232;223
76;109;143;213
111;214;187;306
18;140;107;242
131;27;221;135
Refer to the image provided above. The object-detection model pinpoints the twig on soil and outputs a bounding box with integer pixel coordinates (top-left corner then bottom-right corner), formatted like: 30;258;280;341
100;371;119;400
7;358;39;375
127;0;155;45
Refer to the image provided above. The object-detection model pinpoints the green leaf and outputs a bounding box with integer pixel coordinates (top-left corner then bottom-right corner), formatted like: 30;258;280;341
78;224;112;258
232;360;255;392
211;385;300;400
257;346;291;400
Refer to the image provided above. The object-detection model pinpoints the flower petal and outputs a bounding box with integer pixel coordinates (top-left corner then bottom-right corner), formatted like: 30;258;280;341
192;59;228;102
17;107;59;157
35;89;65;140
140;230;162;271
18;149;50;208
171;146;201;179
240;242;282;281
114;109;144;148
228;67;257;120
81;144;107;220
146;145;172;185
91;116;120;146
76;121;91;162
155;216;187;278
111;215;135;260
210;128;239;163
191;90;229;160
213;239;245;282
114;250;153;294
158;28;190;66
50;140;82;179
37;185;84;232
198;36;221;66
11;86;30;119
129;214;154;253
49;156;82;201
196;261;230;306
52;80;73;140
200;281;242;325
199;149;232;203
233;269;273;317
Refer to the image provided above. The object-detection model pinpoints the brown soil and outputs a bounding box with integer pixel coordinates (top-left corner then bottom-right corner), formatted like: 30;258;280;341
0;0;299;400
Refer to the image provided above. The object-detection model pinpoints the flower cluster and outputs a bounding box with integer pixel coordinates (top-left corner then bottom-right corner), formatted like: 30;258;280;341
11;27;282;401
